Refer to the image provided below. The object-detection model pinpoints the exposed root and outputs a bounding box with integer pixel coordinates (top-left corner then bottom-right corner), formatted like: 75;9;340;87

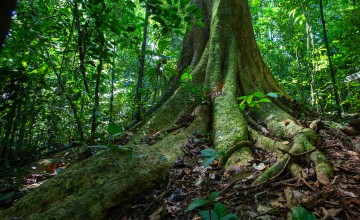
253;156;291;185
249;102;333;184
249;128;290;155
219;141;252;166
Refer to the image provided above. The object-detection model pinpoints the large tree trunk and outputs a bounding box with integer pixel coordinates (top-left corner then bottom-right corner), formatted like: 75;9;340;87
0;0;333;219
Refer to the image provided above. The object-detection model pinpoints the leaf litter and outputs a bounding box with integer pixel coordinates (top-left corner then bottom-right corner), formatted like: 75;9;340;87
1;120;359;219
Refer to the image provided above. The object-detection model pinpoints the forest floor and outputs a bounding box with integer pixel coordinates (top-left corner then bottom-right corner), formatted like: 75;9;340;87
1;118;359;219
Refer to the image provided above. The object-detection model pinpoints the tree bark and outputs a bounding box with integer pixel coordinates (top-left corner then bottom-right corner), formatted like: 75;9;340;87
0;0;334;219
134;5;149;121
90;30;104;140
319;0;341;116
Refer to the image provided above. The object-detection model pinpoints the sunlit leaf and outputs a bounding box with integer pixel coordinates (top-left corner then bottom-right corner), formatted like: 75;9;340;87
253;91;265;98
259;98;271;103
181;72;192;82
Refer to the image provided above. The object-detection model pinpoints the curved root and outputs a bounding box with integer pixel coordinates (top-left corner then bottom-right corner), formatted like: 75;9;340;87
250;103;333;184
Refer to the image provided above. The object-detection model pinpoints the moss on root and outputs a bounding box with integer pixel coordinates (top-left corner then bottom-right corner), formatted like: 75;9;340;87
0;106;211;220
253;156;290;184
249;102;333;184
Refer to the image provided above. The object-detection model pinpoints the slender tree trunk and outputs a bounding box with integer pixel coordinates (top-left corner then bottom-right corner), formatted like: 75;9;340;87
9;91;23;156
44;47;84;141
90;30;105;140
74;3;90;94
109;66;115;122
299;0;317;109
26;95;37;147
0;104;16;162
134;5;149;121
319;0;341;116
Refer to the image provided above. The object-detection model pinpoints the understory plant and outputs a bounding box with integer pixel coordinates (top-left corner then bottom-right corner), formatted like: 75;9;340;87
237;91;282;110
187;191;238;220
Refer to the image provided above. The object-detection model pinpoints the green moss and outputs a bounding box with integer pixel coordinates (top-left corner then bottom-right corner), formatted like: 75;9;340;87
254;156;289;184
289;163;305;178
310;151;333;184
225;146;253;167
250;129;290;155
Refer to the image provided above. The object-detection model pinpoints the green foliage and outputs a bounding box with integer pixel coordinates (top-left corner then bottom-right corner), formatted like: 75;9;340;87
0;0;191;164
237;92;282;110
200;148;225;167
187;191;238;220
107;122;123;137
250;0;360;114
180;69;193;82
91;123;133;155
292;205;317;220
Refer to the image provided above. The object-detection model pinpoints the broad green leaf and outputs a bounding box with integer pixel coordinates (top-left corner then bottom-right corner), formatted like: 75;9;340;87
151;15;166;26
186;198;209;211
158;40;170;53
184;15;191;23
59;8;70;16
239;103;246;111
180;0;190;9
253;91;265;98
194;8;203;19
41;21;55;30
259;98;271;103
246;96;253;104
186;5;198;13
107;122;122;135
197;21;205;28
237;96;248;100
201;148;217;157
181;72;192;82
222;213;238;220
203;157;216;167
199;210;218;220
249;103;256;108
209;191;221;202
214;202;228;218
292;205;316;220
94;133;106;140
